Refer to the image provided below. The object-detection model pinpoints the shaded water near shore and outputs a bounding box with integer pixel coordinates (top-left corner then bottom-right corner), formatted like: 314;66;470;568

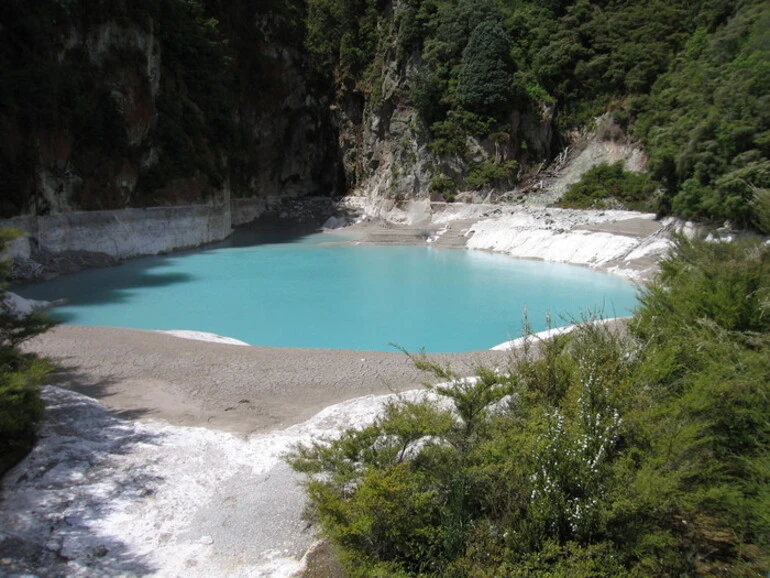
15;231;638;352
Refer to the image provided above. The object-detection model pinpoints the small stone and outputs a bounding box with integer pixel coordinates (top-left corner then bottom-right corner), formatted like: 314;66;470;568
199;535;214;545
322;216;340;229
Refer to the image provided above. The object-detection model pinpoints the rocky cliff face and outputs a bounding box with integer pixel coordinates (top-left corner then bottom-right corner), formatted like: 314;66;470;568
1;1;559;219
335;62;434;200
221;8;343;201
0;2;342;218
35;22;162;214
332;2;557;202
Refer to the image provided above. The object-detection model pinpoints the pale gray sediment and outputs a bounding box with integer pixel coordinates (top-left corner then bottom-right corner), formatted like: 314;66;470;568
23;325;512;435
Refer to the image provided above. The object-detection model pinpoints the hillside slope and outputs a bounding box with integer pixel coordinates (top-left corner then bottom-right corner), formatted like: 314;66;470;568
1;0;767;231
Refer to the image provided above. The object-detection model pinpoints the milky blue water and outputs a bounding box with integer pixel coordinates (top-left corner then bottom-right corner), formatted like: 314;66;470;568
14;231;638;352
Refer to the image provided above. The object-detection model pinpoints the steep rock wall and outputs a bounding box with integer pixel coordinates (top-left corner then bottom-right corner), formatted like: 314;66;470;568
329;1;558;202
0;2;341;218
1;1;563;219
1;195;348;280
3;204;231;262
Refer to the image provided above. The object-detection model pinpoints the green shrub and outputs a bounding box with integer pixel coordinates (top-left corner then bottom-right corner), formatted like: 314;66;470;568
558;161;657;210
429;174;456;201
752;186;770;234
0;347;53;476
410;70;450;129
427;110;500;159
702;160;770;228
634;235;770;336
0;230;55;476
464;160;518;190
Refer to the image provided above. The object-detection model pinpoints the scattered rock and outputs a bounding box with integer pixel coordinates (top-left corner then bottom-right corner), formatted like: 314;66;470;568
9;249;120;282
1;292;56;318
322;216;341;229
88;545;109;558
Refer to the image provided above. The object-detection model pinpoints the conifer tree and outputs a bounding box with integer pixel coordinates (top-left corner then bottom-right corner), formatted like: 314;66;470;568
455;19;515;119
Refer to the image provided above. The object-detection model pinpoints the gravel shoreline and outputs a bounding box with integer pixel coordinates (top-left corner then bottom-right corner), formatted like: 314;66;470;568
23;325;512;435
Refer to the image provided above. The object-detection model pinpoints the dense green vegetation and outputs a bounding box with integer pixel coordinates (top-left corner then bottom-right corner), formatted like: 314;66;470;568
306;0;769;227
454;19;515;120
0;231;55;476
633;1;770;229
289;236;770;576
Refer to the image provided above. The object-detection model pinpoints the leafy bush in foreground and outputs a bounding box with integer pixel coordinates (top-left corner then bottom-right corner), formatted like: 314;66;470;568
0;230;55;476
288;236;770;576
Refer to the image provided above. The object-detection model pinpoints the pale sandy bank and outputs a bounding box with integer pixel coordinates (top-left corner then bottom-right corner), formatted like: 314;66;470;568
23;325;511;435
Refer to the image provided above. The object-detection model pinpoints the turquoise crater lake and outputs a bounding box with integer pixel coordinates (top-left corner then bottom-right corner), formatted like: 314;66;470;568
15;231;639;353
